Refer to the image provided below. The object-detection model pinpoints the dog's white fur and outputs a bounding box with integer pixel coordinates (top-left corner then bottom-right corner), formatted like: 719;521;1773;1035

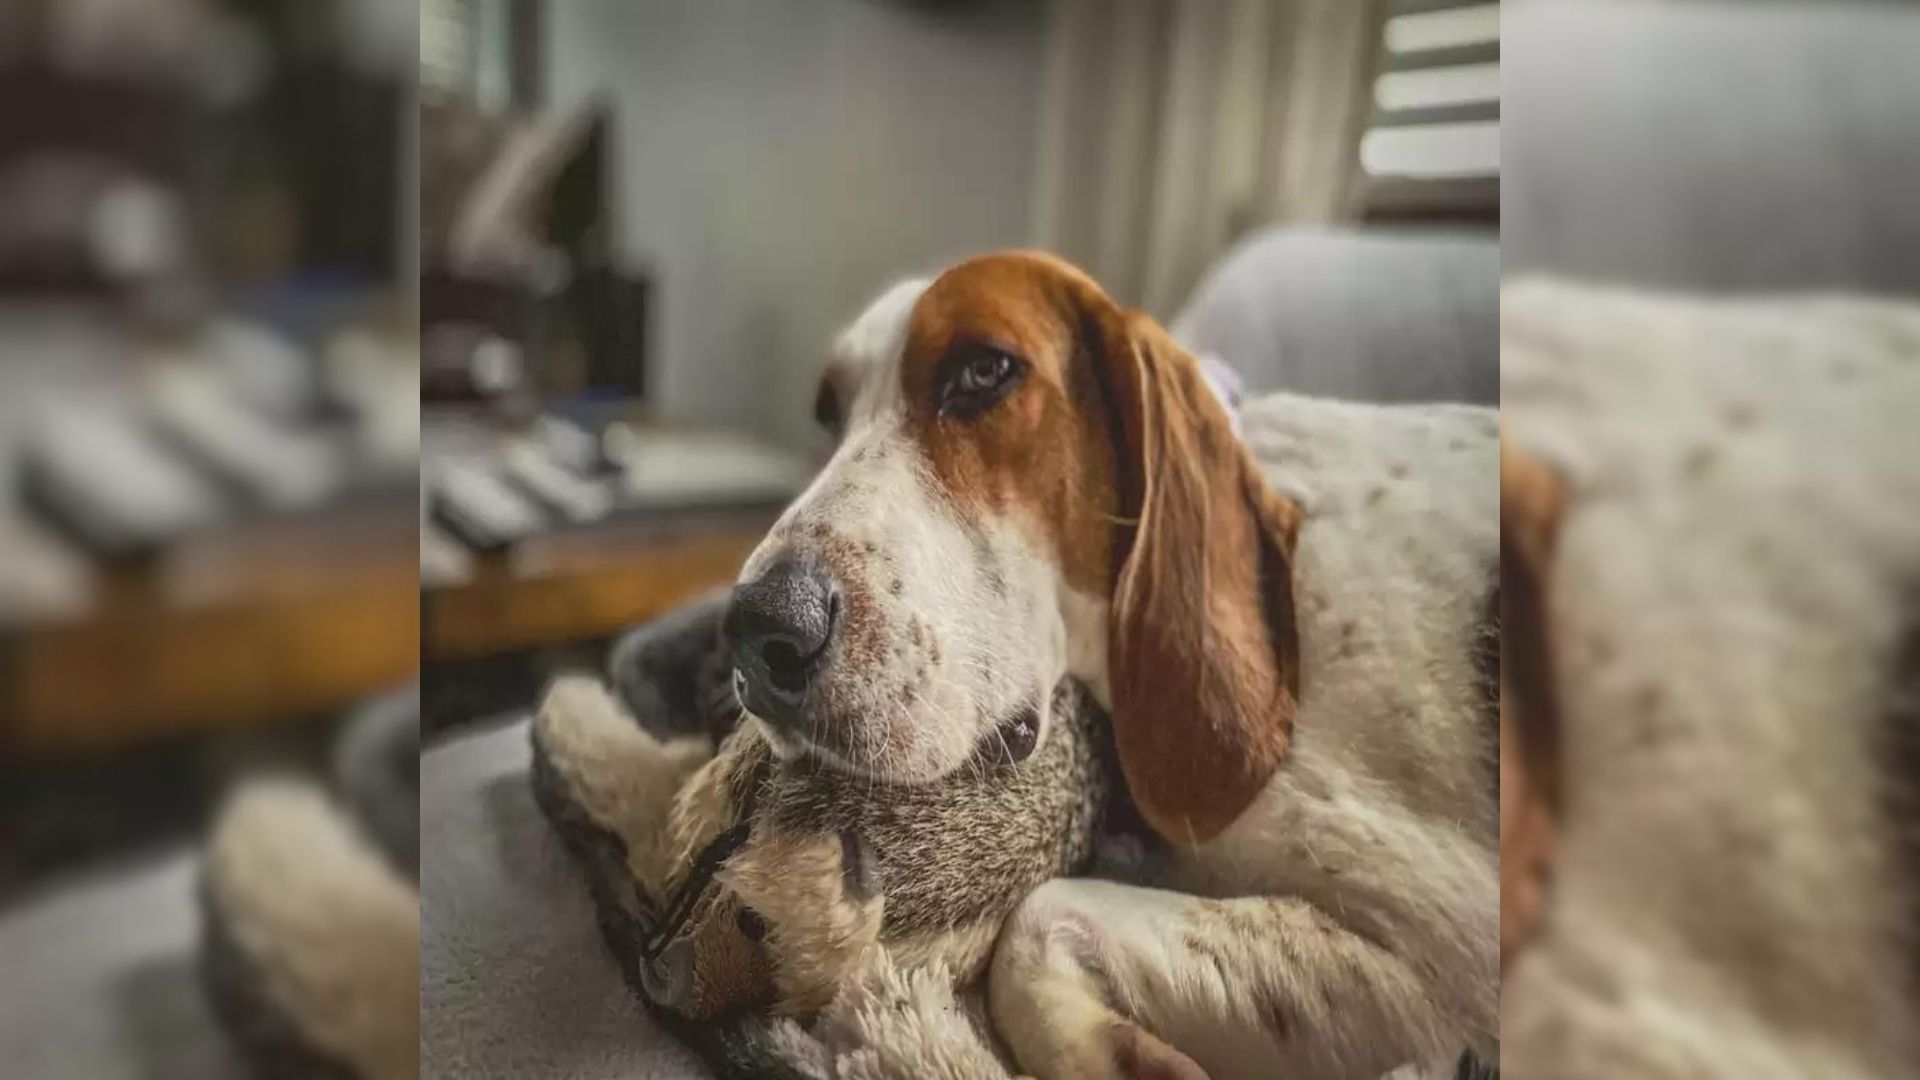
536;674;1021;1074
1501;281;1920;1080
992;394;1499;1080
751;953;1013;1080
735;276;1500;1080
739;277;1105;782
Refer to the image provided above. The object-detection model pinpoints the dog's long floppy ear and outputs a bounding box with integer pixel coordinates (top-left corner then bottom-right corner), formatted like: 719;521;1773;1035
1093;306;1302;845
1499;438;1563;971
1499;440;1563;810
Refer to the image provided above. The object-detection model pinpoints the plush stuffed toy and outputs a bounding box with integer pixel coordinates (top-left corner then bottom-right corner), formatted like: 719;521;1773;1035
198;692;421;1080
531;595;1124;1078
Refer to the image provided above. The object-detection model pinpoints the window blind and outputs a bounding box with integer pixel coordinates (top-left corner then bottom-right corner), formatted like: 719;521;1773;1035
420;0;477;95
1361;0;1500;221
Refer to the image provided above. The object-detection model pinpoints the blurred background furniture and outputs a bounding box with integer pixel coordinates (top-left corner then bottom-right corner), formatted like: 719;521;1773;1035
0;0;419;758
413;82;815;734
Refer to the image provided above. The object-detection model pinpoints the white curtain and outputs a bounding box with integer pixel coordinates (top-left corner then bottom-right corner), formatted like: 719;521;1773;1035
1031;0;1388;318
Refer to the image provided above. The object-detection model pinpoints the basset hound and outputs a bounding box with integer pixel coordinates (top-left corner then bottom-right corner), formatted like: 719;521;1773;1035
723;251;1499;1080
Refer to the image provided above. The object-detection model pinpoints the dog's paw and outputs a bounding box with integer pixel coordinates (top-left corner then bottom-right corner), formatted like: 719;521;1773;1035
812;952;1011;1080
992;973;1208;1080
1101;1022;1211;1080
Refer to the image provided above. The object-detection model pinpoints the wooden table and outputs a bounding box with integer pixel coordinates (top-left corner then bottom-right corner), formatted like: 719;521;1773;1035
2;507;420;756
420;510;771;663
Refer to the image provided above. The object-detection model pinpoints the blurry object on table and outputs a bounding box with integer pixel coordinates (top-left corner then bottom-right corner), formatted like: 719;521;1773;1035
418;407;807;734
419;92;646;409
417;72;800;733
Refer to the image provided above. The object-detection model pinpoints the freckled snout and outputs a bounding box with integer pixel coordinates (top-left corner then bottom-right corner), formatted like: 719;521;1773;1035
725;556;839;730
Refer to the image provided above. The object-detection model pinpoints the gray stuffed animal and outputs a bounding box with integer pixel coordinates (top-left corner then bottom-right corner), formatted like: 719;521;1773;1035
531;599;1122;1077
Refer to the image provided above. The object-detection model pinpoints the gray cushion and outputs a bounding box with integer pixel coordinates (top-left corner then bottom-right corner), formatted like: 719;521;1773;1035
1172;227;1499;406
1503;0;1920;295
0;852;250;1080
420;719;710;1080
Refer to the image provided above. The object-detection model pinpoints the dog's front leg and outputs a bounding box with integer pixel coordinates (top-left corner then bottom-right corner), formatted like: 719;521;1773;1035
990;879;1466;1080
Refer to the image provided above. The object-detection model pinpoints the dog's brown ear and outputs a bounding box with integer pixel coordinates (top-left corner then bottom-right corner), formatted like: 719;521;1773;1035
1499;439;1564;971
1499;440;1564;808
1094;307;1302;844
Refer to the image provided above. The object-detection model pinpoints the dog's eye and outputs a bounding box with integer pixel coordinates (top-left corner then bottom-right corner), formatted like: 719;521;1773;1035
938;346;1023;419
958;351;1012;394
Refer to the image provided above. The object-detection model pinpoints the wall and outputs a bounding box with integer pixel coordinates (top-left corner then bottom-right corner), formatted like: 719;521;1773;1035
544;0;1048;450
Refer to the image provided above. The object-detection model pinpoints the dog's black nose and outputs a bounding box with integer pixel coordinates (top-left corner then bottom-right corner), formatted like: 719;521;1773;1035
724;557;837;724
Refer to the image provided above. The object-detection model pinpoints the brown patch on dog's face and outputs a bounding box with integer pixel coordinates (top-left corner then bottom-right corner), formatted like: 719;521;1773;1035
899;252;1304;844
893;253;1122;598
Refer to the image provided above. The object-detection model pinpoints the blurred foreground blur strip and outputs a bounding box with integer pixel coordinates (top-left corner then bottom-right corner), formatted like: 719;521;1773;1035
1498;1;1920;1074
1;1;420;1077
0;0;418;758
1499;283;1920;1078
